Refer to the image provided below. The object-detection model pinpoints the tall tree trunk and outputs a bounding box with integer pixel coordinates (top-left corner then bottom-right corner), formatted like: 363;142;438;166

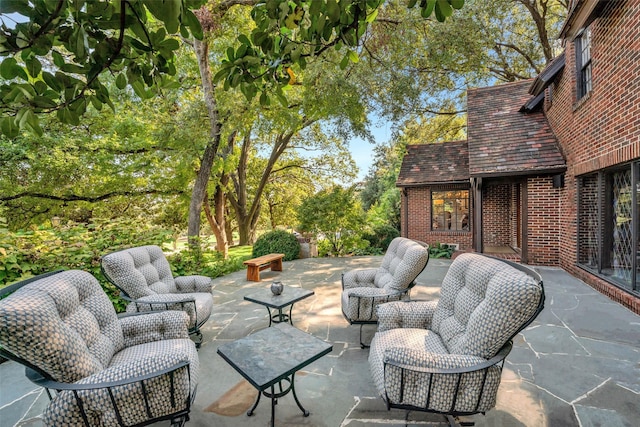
187;35;222;248
203;188;228;258
229;119;316;245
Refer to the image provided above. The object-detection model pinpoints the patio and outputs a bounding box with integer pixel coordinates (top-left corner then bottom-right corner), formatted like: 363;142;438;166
1;256;639;427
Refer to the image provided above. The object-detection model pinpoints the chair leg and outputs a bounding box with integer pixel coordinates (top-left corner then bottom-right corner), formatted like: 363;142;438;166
192;330;203;349
446;415;474;427
359;324;371;349
170;415;188;427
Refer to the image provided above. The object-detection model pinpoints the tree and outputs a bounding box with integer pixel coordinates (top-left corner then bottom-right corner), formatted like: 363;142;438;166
297;185;365;255
0;0;466;137
0;0;207;136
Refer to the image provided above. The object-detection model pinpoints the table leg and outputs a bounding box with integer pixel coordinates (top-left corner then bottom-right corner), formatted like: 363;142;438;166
247;389;261;416
291;373;310;417
270;385;276;427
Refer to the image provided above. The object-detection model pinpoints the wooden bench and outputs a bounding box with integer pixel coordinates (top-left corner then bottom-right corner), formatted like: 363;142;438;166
243;253;285;282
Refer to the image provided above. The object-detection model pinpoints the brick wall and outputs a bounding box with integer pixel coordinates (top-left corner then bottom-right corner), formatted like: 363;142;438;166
482;184;511;247
402;186;473;250
544;0;640;312
527;176;561;266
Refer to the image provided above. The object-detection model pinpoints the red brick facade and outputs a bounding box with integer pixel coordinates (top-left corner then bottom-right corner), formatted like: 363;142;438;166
399;0;640;314
544;0;640;313
401;186;473;250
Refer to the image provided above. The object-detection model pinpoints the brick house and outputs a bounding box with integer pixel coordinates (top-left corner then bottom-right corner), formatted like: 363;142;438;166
398;0;640;313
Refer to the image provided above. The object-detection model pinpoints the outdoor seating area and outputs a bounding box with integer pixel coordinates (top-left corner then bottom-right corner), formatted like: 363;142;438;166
1;255;639;427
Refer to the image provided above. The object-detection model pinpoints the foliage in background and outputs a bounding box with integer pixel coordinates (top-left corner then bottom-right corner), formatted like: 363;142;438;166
297;186;367;256
252;229;300;261
429;242;455;258
0;218;252;310
361;224;400;254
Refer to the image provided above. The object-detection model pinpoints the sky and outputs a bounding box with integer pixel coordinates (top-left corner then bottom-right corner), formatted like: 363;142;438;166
348;121;394;181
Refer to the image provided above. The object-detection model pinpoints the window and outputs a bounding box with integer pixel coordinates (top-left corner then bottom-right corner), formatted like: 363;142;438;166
577;163;640;294
431;190;469;232
576;26;592;99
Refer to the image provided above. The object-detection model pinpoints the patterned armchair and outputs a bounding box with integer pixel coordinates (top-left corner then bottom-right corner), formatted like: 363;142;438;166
101;245;213;347
341;237;430;347
0;270;198;427
368;253;544;426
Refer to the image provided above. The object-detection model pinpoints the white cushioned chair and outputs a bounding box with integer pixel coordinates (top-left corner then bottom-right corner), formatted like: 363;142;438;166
101;245;213;347
0;270;198;427
341;237;430;347
368;253;544;426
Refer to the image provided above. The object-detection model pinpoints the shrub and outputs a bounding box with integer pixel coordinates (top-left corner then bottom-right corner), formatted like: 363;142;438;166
429;242;455;259
252;230;300;261
362;224;400;252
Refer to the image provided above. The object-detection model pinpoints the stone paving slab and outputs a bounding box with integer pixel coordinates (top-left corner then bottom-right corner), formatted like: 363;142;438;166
1;257;638;427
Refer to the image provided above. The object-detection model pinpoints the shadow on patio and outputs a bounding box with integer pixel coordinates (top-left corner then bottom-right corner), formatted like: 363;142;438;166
1;256;639;426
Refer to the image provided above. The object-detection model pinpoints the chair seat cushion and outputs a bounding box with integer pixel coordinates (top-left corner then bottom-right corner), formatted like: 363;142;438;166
110;338;200;391
126;292;213;331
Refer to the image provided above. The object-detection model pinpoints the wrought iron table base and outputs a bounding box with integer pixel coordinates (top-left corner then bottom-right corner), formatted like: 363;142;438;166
247;373;309;427
266;305;294;326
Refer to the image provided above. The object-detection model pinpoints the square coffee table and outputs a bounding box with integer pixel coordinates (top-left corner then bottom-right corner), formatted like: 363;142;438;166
244;285;314;326
217;323;333;427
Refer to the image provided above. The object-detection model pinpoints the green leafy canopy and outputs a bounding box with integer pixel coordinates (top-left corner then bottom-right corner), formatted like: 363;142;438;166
0;0;206;137
0;0;465;137
214;0;465;104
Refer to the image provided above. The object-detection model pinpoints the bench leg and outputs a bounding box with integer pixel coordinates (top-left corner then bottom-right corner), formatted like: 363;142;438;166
247;265;261;282
270;258;283;272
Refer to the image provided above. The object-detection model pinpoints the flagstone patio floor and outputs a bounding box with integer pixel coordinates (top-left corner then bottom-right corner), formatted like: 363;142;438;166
1;256;639;427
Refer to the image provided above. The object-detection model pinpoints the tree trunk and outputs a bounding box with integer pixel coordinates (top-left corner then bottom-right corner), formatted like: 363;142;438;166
203;188;228;258
228;119;316;246
187;36;222;248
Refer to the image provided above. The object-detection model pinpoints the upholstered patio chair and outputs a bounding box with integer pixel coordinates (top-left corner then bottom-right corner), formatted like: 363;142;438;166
341;237;430;347
101;245;213;347
0;270;198;427
368;253;545;426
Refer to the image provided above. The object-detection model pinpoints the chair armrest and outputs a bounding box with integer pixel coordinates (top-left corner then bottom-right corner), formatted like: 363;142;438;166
382;344;511;374
342;269;378;290
119;310;190;347
27;357;191;391
376;300;438;332
175;275;213;293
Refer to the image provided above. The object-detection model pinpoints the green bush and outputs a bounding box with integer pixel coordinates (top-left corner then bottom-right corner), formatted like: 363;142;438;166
362;224;400;252
0;218;254;311
429;242;455;259
252;230;300;261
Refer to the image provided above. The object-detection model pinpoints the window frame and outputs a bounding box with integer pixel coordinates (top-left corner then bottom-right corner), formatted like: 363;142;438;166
577;162;640;295
430;188;470;232
575;26;593;100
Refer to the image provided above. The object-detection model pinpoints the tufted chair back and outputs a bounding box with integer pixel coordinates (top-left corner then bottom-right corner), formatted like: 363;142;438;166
374;237;430;292
431;253;544;359
101;245;178;298
0;270;125;383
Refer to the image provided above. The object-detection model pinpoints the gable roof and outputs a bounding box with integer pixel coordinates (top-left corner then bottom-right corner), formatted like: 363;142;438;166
397;141;469;187
467;80;566;178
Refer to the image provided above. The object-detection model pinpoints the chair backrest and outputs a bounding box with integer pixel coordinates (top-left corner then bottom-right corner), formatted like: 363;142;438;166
375;237;430;291
432;253;544;359
101;245;177;299
0;270;124;383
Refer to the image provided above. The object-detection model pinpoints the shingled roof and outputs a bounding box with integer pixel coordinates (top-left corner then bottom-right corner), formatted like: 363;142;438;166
397;141;469;187
467;80;566;177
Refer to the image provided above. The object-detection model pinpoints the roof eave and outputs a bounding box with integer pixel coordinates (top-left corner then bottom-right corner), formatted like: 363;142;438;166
470;165;567;179
396;179;470;188
559;0;604;41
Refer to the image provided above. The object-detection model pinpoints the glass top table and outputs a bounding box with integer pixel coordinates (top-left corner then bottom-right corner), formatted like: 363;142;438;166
244;285;314;326
217;323;333;427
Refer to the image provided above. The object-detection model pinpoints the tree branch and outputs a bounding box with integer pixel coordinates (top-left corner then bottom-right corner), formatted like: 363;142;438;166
1;189;182;203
